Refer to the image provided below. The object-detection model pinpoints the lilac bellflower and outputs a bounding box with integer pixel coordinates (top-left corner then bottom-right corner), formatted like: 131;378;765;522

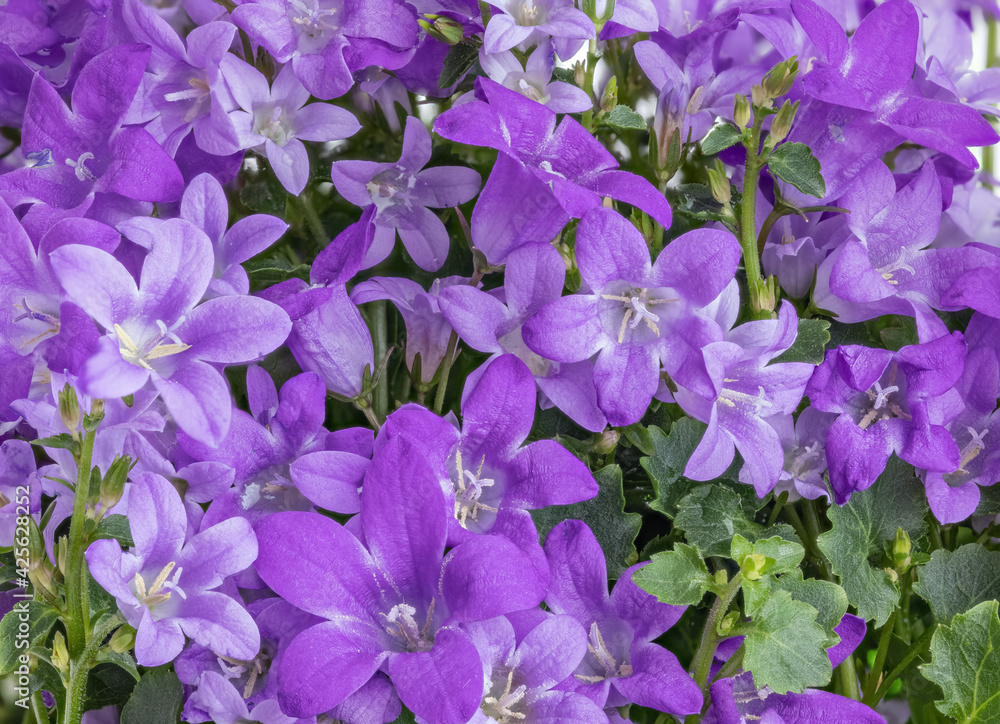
477;40;592;114
522;207;741;426
86;473;260;667
222;57;361;195
482;0;595;59
330;114;481;271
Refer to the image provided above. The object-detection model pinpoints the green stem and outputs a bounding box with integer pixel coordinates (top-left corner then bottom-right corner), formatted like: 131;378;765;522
371;301;389;420
62;616;122;724
64;429;96;659
863;609;897;704
756;204;785;256
296;192;327;251
865;625;935;707
739;113;768;317
433;331;460;415
711;644;745;684
684;573;743;724
767;491;789;526
835;648;862;701
985;15;997;180
30;690;48;724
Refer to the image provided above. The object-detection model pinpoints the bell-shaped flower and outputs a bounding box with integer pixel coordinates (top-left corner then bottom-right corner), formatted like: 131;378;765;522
376;353;598;577
523;207;741;426
483;0;594;58
0;440;38;547
0;44;184;213
86;473;260;667
770;407;837;502
433;79;673;264
678;301;814;497
119;173;288;298
253;436;546;722
459;613;608;724
544;520;702;718
232;0;418;100
477;41;591;114
222;58;360;195
439;242;607;432
49;218;292;446
185;672;296;724
792;0;998;169
330;115;480;271
806;333;967;503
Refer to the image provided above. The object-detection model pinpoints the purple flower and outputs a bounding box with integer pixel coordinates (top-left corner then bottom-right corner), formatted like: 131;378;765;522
119;173;289;298
0;440;38;547
49;218;292;446
186;672;295;724
86;473;259;667
482;0;595;58
544;520;702;717
330;115;480;271
478;41;592;114
523;207;741;426
678;301;814;497
792;0;998;169
0;44;185;214
806;333;967;503
771;407;837;502
232;0;419;100
222;58;360;195
253;435;546;721
459;613;609;724
439;242;607;432
377;353;598;576
433;79;673;264
706;671;885;724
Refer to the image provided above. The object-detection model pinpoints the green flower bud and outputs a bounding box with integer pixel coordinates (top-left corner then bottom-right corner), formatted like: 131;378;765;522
765;99;799;149
419;15;465;45
600;76;618;113
733;94;751;129
58;384;81;442
893;527;912;572
762;57;798;99
109;625;137;654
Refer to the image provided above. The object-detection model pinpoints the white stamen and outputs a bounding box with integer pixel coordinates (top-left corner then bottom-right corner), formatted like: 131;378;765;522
65;152;96;182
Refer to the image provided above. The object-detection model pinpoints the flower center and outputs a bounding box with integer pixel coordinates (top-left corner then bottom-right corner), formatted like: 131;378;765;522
875;247;918;285
944;427;989;485
482;669;527;723
133;561;185;609
718;383;773;417
366;167;415;213
217;644;274;699
601;287;677;344
288;0;341;38
115;320;191;370
786;440;822;478
65;152;96;182
164;76;212;123
452;449;498;528
575;622;633;683
515;78;547;104
12;297;60;349
255;106;294;147
858;366;910;429
382;602;435;652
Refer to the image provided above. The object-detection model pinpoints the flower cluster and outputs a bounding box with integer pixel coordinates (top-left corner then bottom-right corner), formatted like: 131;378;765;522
1;0;1000;722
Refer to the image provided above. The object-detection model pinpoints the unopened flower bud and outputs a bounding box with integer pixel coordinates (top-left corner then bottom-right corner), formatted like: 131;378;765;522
52;632;70;675
419;14;464;45
99;455;133;513
741;552;769;581
83;399;105;432
734;94;751;128
109;625;136;654
600;76;618;113
574;60;586;88
58;384;81;441
714;569;728;586
707;160;731;206
765;99;798;150
750;276;779;319
718;610;740;635
762;57;798;99
591;428;620;455
893;528;912;572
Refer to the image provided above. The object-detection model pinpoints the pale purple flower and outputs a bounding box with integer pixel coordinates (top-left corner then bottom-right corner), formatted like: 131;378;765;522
478;40;591;114
482;0;595;58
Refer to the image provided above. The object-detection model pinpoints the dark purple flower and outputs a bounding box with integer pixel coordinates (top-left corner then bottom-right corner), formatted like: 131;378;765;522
523;207;740;426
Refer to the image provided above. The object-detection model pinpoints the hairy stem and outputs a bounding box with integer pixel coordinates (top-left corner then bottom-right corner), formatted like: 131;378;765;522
30;691;48;724
62;615;122;724
433;331;460;415
371;301;389;420
865;624;935;707
739;112;766;315
64;429;96;659
863;609;898;704
685;573;743;724
835;650;862;701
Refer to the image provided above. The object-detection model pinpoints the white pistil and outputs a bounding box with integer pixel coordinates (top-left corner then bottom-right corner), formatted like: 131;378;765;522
483;670;527;722
601;289;677;343
12;298;60;348
860;368;910;429
955;427;989;474
65;152;96;182
133;561;185;608
574;622;633;683
382;600;435;652
453;449;498;528
216;654;267;698
875;247;918;285
115;321;191;370
717;386;772;416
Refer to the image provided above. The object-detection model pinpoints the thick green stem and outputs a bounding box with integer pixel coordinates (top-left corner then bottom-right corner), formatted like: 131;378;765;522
433;331;460;415
371;301;389;420
835;650;862;701
865;625;935;707
62;616;122;724
863;609;897;704
739;114;766;297
64;430;96;659
801;499;831;577
684;573;743;724
985;15;998;180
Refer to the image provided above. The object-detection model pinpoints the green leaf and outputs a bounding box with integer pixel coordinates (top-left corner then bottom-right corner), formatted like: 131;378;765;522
552;67;575;84
634;544;722;605
85;661;139;711
764;570;849;646
600;105;647;132
0;601;60;674
30;433;79;451
922;600;1000;724
641;422;702;519
739;589;832;694
620;423;656;456
532;464;641;579
771;318;831;365
701;123;743;155
121;668;183;724
745;535;805;576
817;456;928;626
674;484;798;557
245;256;311;290
93;514;134;548
767;142;826;198
913;544;1000;624
95;650;141;682
439;41;480;88
674;183;740;225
